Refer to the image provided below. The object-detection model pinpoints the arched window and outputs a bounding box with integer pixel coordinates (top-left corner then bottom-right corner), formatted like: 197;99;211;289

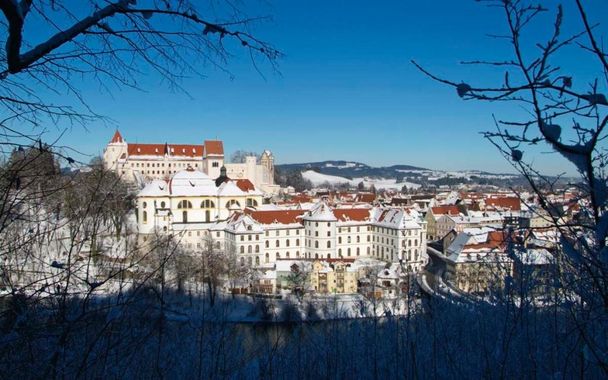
286;240;290;247
205;210;211;222
240;257;244;265
356;236;360;243
248;245;252;254
275;240;280;248
338;249;342;256
327;241;331;248
255;245;260;253
142;211;147;223
276;252;280;260
347;248;351;256
357;247;360;256
296;239;300;245
160;201;166;208
286;251;290;258
246;198;259;207
225;199;241;208
182;210;188;223
255;256;260;266
142;202;147;208
265;241;269;248
296;251;300;258
201;200;215;208
367;247;371;255
265;253;269;263
315;241;319;249
240;246;244;254
338;237;342;244
177;200;192;209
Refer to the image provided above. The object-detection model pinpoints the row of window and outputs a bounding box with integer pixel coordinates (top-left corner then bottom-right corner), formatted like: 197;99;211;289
132;162;199;168
265;229;301;237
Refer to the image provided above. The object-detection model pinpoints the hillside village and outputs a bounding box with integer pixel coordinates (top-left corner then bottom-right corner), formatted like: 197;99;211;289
90;131;579;303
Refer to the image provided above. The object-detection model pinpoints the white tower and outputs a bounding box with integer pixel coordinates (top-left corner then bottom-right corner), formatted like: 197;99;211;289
103;130;127;170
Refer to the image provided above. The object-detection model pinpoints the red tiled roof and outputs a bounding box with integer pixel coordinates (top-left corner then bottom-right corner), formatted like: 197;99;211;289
334;208;370;222
466;231;509;250
204;140;224;156
431;205;460;215
485;197;521;211
235;179;255;192
110;130;124;143
127;143;203;157
290;194;312;203
245;209;306;225
355;193;376;203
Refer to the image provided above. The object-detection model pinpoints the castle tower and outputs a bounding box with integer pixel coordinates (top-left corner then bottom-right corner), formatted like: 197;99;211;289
260;150;275;184
103;130;127;170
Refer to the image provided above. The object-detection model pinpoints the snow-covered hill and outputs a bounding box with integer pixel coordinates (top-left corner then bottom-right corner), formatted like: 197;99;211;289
302;170;421;190
278;160;530;188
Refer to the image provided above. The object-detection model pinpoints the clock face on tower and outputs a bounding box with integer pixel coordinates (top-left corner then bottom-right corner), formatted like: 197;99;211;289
237;172;243;178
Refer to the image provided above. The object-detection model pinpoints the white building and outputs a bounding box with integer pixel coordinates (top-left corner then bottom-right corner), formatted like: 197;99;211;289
103;130;277;193
222;201;428;272
136;168;264;240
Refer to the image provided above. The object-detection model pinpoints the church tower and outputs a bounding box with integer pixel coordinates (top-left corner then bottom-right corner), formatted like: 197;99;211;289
260;150;275;185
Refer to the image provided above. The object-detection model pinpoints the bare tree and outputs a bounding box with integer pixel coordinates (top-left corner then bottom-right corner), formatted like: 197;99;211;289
0;1;280;140
414;0;608;374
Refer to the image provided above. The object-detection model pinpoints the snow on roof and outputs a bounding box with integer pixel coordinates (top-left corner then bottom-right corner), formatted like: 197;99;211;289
139;180;169;197
169;169;216;196
370;207;423;229
217;180;246;197
304;201;337;222
514;249;554;265
275;260;311;273
225;213;264;233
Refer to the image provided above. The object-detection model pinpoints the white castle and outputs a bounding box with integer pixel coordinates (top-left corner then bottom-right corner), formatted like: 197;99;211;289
102;130;278;193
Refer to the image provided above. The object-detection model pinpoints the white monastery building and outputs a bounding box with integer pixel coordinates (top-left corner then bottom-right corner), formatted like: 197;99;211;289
135;165;428;273
222;201;427;272
103;130;278;193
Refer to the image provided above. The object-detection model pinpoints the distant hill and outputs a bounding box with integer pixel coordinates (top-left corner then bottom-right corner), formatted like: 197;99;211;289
278;160;427;180
276;160;533;189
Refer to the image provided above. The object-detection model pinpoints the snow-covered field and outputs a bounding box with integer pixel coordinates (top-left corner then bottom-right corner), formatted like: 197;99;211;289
302;170;420;190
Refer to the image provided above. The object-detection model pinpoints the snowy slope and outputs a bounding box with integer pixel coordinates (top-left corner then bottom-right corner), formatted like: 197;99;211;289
302;170;420;189
302;170;350;185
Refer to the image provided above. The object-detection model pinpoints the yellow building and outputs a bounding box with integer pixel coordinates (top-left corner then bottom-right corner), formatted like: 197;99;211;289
309;260;358;294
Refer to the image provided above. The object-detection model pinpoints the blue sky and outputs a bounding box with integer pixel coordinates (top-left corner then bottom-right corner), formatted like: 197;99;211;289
28;0;608;174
